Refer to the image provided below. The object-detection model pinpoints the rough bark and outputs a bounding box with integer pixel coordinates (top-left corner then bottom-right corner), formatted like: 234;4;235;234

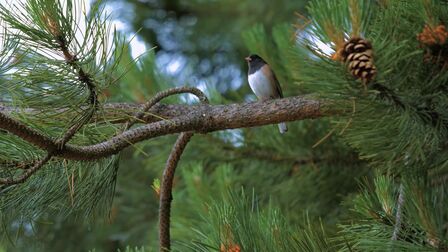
0;95;331;161
159;132;193;251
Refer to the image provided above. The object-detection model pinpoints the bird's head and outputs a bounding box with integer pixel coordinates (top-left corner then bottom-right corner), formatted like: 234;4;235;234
245;54;264;64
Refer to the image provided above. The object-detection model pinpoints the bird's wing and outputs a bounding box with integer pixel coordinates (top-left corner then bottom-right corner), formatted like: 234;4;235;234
261;64;283;98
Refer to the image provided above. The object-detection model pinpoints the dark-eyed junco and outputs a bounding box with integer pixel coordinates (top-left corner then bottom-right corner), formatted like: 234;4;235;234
245;54;287;134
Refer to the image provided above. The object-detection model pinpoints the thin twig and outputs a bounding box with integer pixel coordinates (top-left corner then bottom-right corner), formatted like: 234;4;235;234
124;86;208;130
0;153;53;185
159;132;194;252
391;183;405;241
0;113;91;184
0;159;35;170
312;129;335;148
126;87;209;251
55;31;98;146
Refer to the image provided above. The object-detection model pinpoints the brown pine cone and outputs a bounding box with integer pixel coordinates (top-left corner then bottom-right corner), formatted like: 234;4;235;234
341;37;377;83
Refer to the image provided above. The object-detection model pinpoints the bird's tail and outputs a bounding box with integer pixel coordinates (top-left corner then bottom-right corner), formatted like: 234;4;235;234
278;123;288;134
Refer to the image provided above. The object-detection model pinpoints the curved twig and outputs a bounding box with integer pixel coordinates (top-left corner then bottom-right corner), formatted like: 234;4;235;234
159;132;194;251
55;32;99;146
125;87;210;251
124;86;208;130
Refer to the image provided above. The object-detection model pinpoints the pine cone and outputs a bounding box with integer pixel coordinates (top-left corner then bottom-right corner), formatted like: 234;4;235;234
340;37;377;83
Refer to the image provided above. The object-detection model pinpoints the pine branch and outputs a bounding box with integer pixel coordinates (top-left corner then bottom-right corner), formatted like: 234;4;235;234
0;86;207;185
0;159;35;170
53;28;98;145
0;87;330;249
0;94;331;161
0;88;96;185
0;153;52;185
0;0;105;185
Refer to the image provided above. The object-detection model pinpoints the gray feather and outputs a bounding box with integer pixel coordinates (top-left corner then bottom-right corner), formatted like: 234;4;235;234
278;123;287;134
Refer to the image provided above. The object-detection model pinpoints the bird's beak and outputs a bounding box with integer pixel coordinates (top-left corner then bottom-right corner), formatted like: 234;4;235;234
245;56;251;62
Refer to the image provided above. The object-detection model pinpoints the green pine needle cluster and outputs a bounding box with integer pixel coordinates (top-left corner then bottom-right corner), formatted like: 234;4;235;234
0;0;127;232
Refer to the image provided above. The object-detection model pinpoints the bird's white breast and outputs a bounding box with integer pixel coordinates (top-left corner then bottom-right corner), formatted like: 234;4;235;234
248;69;275;99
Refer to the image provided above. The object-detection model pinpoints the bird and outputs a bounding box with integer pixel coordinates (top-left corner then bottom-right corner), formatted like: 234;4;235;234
245;54;287;134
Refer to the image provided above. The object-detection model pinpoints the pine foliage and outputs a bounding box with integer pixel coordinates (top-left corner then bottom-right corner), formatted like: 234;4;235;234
0;0;126;233
0;0;447;251
176;0;448;250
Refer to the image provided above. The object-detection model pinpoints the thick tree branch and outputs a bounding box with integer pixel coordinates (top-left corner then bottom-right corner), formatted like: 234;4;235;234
0;95;331;161
1;96;328;125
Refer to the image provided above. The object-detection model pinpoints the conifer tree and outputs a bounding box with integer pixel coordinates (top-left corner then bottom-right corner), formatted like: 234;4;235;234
0;0;447;252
